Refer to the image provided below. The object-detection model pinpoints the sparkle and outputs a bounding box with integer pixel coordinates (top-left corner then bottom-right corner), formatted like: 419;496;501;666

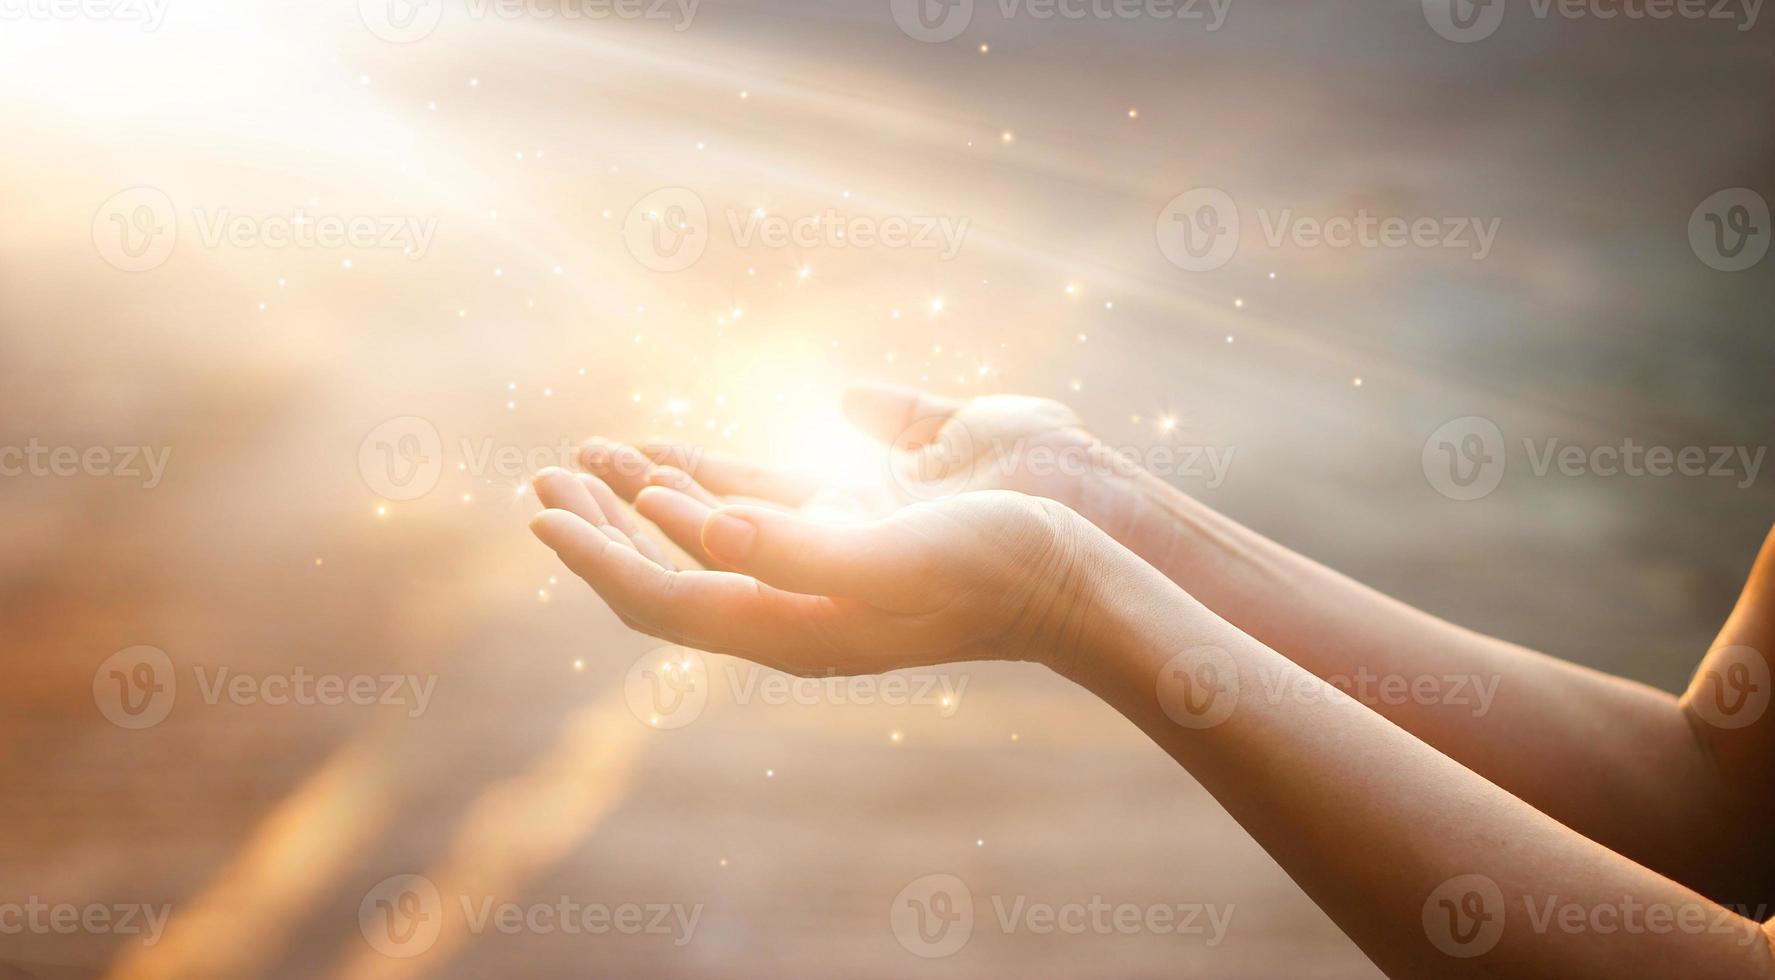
1069;379;1082;392
890;730;903;742
976;839;985;847
1353;377;1364;387
719;858;729;866
1000;129;1015;143
1064;283;1079;297
979;43;989;53
1010;732;1020;742
468;77;480;88
314;558;324;566
765;769;775;778
537;589;550;602
1159;416;1178;432
1226;335;1235;344
929;297;944;314
1127;108;1139;119
1234;298;1244;308
739;90;749;99
572;658;585;671
375;505;387;518
340;258;353;270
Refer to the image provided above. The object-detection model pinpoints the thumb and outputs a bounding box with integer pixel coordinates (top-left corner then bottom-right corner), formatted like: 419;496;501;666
700;505;897;598
841;383;959;447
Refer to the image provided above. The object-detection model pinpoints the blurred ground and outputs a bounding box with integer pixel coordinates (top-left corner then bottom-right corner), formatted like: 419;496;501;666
0;0;1771;977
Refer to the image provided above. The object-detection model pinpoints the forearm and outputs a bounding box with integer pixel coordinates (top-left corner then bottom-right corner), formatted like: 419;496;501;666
1066;543;1775;979
1074;466;1741;891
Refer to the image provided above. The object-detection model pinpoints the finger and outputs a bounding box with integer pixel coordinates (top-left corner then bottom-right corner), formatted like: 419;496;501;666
841;383;960;446
575;474;636;534
645;465;720;507
531;508;883;667
579;438;657;500
700;505;905;600
634;485;723;567
531;467;606;526
639;443;818;506
586;479;678;569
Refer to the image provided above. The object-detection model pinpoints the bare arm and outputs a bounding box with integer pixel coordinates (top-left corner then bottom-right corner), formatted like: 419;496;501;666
1073;531;1775;980
528;469;1775;979
1087;464;1775;902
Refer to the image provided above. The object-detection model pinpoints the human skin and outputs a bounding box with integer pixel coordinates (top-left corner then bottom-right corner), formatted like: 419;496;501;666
530;387;1775;977
603;384;1775;908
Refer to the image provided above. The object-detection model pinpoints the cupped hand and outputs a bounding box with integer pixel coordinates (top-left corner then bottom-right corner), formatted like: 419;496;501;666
528;467;1098;678
585;382;1143;528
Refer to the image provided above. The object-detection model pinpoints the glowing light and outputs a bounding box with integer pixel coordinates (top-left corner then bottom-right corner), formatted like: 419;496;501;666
572;659;584;671
928;297;944;314
979;43;989;53
889;731;902;742
1234;298;1244;308
1353;377;1364;387
1127;108;1139;119
1159;416;1177;432
1064;283;1079;297
1000;130;1015;143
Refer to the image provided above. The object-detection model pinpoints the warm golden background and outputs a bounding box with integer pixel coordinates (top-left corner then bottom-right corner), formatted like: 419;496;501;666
1;1;1772;977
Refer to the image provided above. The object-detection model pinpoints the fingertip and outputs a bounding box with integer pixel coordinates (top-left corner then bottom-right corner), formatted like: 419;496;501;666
701;507;759;564
529;507;596;548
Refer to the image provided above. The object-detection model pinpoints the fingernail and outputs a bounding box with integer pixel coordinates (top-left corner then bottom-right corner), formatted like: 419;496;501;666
580;440;612;472
648;466;687;488
703;511;756;563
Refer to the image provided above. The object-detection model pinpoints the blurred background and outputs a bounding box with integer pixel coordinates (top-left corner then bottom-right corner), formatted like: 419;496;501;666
1;0;1771;976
